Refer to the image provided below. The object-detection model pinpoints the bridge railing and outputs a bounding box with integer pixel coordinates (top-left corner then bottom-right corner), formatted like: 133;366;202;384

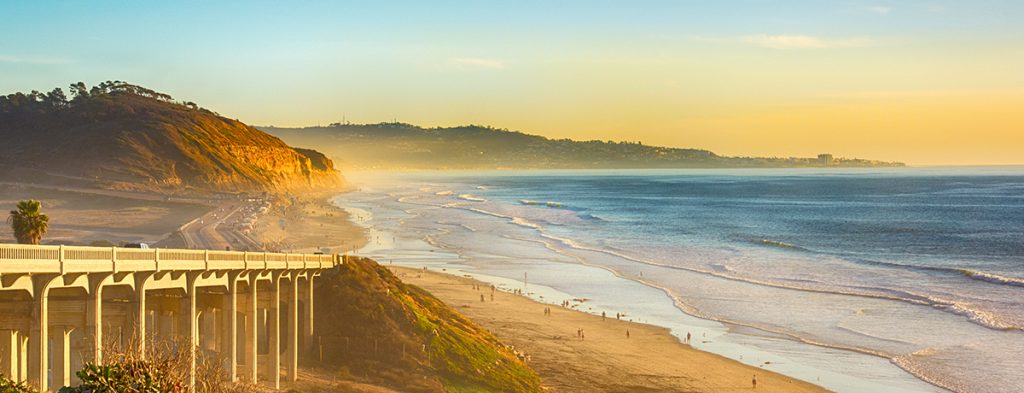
0;243;339;274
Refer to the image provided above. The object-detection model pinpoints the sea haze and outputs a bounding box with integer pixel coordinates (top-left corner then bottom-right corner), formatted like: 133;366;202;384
338;167;1024;393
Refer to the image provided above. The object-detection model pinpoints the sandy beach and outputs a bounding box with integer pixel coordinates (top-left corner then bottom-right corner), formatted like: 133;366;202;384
252;193;368;253
391;266;829;393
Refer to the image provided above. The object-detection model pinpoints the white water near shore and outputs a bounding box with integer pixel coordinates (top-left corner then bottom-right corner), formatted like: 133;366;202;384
342;204;941;392
332;171;994;393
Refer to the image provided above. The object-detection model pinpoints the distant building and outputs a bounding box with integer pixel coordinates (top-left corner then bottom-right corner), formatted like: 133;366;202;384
817;153;834;166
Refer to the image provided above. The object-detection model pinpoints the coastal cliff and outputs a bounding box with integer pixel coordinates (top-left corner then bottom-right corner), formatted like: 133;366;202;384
0;82;342;194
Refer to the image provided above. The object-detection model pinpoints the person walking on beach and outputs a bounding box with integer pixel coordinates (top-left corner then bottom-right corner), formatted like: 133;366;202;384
686;332;691;343
602;311;606;321
752;374;757;389
480;294;485;302
626;329;630;338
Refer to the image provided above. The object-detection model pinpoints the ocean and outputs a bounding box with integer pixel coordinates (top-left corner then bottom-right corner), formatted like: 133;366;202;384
335;167;1024;393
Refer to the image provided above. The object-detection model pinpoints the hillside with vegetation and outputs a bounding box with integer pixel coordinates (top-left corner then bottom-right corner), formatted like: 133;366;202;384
262;122;904;170
309;256;543;392
0;82;341;194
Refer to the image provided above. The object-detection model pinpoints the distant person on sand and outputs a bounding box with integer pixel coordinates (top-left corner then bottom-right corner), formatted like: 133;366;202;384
480;294;485;302
602;311;606;321
626;329;630;338
752;374;757;389
686;332;691;343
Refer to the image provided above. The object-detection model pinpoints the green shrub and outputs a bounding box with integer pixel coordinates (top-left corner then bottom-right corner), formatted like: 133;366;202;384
58;360;181;393
0;374;37;393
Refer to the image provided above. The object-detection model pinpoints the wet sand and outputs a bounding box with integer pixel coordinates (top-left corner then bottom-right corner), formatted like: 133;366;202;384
393;266;829;393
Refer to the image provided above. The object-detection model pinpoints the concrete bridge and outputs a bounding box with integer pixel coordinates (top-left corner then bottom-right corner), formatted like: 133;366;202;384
0;243;340;391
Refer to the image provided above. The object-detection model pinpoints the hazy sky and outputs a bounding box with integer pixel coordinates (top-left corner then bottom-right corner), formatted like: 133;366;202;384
2;1;1023;165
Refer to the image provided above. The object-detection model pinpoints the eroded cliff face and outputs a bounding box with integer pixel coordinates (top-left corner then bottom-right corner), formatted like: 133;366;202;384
222;145;342;192
0;90;342;194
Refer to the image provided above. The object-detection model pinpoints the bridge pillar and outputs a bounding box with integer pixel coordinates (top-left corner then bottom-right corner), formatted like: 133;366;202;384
246;273;258;383
183;273;200;391
223;272;241;382
28;275;59;391
304;273;315;355
286;273;299;382
18;332;27;383
86;274;112;365
1;330;18;381
51;327;73;388
133;273;153;359
268;271;283;389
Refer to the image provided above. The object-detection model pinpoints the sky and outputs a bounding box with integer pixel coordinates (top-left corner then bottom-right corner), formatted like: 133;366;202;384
2;1;1023;165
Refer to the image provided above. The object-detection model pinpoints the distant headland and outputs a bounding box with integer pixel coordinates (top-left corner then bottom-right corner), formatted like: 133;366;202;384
261;122;905;170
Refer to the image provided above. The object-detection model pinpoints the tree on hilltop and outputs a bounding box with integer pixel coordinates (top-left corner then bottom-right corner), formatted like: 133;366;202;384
1;81;177;115
69;82;89;100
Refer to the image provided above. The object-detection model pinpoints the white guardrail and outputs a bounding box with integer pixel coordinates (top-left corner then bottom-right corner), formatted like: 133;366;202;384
0;243;339;275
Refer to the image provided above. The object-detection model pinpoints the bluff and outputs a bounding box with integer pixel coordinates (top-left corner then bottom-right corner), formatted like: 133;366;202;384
262;122;905;170
312;256;543;392
0;82;341;194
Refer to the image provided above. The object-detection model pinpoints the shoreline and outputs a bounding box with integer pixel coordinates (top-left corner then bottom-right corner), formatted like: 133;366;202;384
334;177;953;393
391;265;829;392
251;192;368;253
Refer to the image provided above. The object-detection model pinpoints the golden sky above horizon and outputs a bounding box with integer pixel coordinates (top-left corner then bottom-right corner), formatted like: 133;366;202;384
3;2;1023;165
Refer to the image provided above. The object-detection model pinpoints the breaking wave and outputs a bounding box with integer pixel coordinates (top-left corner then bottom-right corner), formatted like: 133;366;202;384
518;199;583;210
755;238;810;252
458;194;487;202
959;269;1024;288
